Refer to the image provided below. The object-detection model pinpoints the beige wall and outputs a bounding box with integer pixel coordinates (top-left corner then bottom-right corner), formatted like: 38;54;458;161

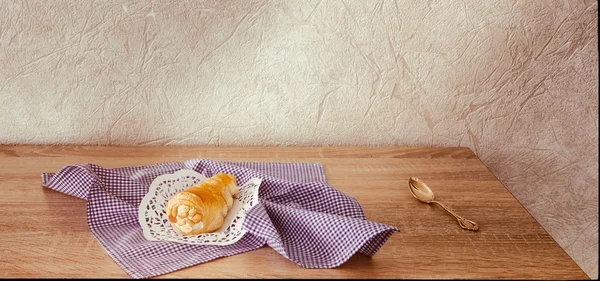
1;0;597;278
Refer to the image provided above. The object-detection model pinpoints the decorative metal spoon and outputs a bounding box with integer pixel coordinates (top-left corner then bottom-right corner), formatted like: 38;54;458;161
408;177;479;231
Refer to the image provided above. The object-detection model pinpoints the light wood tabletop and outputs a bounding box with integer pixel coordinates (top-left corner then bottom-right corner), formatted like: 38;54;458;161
0;146;589;279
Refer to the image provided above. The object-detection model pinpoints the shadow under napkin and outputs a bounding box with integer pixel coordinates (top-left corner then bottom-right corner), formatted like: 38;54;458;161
41;159;399;279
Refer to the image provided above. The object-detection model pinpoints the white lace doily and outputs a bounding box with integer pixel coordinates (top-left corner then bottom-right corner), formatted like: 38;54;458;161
138;169;261;246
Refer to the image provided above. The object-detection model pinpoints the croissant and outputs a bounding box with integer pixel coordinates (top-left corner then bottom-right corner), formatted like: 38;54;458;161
165;173;239;235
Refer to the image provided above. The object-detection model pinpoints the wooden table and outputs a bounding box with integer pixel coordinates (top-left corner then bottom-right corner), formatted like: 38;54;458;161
0;146;588;279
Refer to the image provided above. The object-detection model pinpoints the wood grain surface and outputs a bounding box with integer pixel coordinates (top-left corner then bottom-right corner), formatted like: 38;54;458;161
0;146;588;279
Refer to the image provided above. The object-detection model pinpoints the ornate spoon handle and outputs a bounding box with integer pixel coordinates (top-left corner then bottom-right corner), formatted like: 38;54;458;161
432;201;479;231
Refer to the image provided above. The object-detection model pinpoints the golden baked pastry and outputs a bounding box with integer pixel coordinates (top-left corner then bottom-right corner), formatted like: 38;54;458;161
165;173;239;235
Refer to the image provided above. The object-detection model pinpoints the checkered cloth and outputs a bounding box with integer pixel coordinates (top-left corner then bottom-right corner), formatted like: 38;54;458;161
41;158;399;279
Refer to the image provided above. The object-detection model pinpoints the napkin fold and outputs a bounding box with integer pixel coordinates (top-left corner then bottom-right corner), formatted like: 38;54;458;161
42;158;398;279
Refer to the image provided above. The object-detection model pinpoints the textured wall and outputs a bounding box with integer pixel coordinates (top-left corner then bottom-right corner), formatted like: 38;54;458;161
0;0;598;278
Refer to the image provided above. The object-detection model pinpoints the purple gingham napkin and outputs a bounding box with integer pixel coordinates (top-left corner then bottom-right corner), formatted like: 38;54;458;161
41;158;398;279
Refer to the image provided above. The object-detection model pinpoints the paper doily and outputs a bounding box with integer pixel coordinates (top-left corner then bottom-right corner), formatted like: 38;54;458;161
138;169;261;245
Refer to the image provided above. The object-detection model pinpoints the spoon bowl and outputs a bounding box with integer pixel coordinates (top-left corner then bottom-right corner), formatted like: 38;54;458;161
408;177;435;203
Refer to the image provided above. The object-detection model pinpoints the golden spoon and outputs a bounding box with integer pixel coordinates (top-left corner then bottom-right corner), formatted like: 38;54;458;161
408;177;479;231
